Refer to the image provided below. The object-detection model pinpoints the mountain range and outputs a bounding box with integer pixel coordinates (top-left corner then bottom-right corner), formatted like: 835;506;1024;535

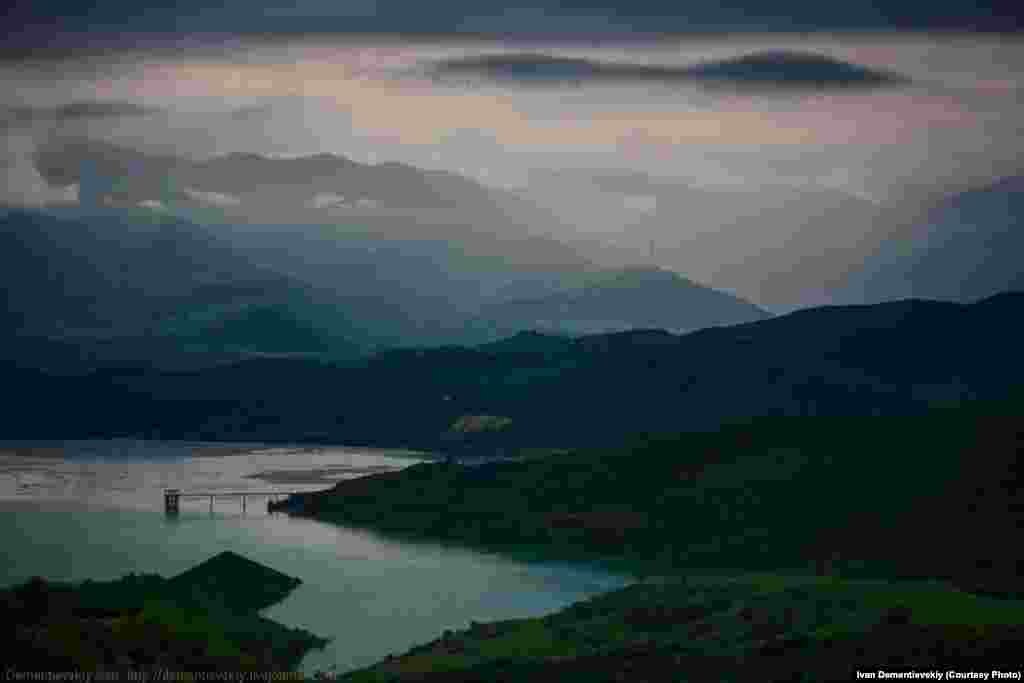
6;140;777;363
523;168;917;309
1;198;765;368
524;168;1024;310
472;266;768;337
3;291;1020;448
0;206;366;371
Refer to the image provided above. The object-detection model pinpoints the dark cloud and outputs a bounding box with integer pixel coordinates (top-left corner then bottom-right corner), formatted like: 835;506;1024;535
427;51;910;91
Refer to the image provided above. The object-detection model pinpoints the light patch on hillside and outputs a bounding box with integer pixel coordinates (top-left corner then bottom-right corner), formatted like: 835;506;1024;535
183;187;242;206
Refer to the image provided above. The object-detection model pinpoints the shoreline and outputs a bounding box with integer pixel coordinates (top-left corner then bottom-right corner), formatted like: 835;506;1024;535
0;440;439;461
245;465;403;485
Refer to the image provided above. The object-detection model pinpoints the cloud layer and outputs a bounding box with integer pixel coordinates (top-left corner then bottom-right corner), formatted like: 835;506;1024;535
2;34;1023;309
427;51;911;91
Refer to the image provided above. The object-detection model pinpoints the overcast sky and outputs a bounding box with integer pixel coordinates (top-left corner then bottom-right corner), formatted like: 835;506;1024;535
2;22;1022;308
3;0;1020;44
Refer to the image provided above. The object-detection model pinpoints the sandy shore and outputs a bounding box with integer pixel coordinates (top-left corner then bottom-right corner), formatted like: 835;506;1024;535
191;444;437;460
245;465;401;484
0;441;436;460
0;443;262;459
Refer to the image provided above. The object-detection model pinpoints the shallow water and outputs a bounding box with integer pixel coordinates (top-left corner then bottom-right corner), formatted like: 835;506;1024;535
0;441;629;674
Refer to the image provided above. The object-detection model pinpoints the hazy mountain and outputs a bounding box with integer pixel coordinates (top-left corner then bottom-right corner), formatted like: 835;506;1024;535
33;138;574;241
473;266;769;337
22;139;624;351
4;202;733;367
205;220;601;348
0;206;364;368
839;176;1024;303
34;138;494;210
521;169;917;309
32;135;600;282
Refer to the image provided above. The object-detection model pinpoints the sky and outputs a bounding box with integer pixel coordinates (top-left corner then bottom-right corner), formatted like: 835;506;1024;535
2;3;1023;309
3;0;1020;43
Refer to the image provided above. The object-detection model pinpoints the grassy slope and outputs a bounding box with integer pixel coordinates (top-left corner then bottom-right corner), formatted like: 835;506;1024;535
344;574;1024;682
293;400;1021;585
281;398;1023;680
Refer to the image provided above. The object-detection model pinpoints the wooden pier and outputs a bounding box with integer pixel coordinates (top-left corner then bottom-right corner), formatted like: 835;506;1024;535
163;488;321;514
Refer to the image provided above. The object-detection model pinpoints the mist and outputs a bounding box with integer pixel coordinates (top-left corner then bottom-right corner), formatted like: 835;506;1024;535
2;33;1023;310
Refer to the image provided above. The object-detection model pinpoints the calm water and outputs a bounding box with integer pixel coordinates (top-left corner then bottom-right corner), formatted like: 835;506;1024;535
0;441;629;675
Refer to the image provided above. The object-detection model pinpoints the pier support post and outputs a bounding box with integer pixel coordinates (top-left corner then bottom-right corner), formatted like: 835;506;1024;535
210;495;214;513
164;489;180;515
242;495;246;513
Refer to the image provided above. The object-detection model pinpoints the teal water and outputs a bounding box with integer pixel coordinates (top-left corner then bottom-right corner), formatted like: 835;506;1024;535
0;443;628;675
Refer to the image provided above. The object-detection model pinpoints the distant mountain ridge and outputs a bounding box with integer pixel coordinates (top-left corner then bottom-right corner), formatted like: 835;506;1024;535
0;207;365;369
31;137;606;291
0;205;774;369
520;167;914;310
34;137;542;220
474;266;769;337
838;175;1024;304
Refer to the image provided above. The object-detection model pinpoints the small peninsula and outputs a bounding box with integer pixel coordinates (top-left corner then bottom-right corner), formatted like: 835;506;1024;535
1;551;328;674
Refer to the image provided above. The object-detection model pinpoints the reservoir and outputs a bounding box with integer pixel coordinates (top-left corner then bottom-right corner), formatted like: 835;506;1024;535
0;441;628;675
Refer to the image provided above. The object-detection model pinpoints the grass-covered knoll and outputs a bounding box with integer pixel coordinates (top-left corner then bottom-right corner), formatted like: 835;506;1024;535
341;574;1024;682
164;549;303;612
1;552;327;673
288;398;1023;595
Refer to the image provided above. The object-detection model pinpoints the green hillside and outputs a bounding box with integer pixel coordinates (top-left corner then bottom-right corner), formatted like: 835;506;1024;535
343;574;1024;682
271;398;1024;680
284;399;1022;591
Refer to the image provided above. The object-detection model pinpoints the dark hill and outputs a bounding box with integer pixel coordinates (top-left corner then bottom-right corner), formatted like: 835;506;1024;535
165;551;302;613
3;291;1022;447
479;330;575;354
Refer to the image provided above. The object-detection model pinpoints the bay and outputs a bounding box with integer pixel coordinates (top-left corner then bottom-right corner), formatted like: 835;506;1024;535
0;441;628;675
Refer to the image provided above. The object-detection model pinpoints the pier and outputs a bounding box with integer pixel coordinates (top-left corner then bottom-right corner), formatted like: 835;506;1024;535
163;488;322;514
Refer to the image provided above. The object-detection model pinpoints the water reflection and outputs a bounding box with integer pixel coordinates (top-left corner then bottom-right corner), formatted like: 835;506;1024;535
0;442;631;675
